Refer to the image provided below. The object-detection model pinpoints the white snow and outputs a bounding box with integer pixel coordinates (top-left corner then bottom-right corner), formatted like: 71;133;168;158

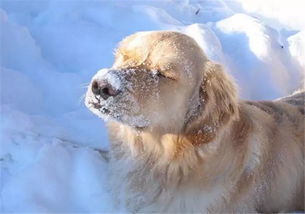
230;0;305;31
0;0;304;212
287;31;305;86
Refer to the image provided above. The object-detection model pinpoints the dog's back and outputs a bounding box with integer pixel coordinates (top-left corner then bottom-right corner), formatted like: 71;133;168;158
280;90;305;110
275;90;304;211
245;90;304;133
239;91;304;212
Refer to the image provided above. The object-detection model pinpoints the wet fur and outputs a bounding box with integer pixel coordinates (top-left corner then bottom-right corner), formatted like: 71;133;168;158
92;31;304;212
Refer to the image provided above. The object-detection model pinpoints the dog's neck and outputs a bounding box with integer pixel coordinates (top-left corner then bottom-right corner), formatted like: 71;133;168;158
108;97;240;167
108;118;228;164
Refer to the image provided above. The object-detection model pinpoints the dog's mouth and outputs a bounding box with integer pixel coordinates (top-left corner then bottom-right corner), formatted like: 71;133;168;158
88;101;110;114
86;94;111;114
90;101;102;109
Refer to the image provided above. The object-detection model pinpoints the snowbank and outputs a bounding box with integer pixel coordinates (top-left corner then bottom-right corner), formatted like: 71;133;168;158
0;0;304;212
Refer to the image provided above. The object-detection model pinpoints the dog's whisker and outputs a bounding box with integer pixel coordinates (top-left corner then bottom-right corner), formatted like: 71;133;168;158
80;85;89;88
80;82;90;86
78;94;86;105
80;82;90;89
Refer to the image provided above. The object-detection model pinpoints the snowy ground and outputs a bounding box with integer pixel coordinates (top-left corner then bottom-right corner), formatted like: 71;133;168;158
0;0;304;212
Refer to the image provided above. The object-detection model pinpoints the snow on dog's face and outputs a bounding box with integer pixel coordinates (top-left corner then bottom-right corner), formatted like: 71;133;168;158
85;31;208;132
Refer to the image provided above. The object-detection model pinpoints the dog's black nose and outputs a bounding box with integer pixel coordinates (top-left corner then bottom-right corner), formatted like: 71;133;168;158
91;80;120;100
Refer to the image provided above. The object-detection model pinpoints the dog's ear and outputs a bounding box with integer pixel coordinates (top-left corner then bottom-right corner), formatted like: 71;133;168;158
202;61;238;125
185;61;239;135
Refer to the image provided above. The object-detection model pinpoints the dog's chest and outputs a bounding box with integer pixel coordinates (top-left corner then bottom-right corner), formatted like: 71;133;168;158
109;155;224;212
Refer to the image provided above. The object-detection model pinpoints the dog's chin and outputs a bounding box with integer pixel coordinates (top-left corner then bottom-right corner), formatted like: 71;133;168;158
114;115;149;130
87;105;110;120
89;106;149;130
108;113;149;130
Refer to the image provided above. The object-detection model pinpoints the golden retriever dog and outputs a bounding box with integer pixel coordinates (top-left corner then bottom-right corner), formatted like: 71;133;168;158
85;31;304;213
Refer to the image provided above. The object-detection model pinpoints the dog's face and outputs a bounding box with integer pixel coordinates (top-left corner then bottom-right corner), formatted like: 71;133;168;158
85;31;209;132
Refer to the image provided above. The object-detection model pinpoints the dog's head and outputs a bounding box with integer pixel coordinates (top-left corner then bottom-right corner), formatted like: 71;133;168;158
85;31;238;135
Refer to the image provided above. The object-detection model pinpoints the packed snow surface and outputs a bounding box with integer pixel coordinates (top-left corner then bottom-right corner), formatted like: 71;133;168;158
0;0;304;212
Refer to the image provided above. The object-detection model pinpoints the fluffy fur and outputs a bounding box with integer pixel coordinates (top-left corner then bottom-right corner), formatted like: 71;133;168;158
85;31;304;213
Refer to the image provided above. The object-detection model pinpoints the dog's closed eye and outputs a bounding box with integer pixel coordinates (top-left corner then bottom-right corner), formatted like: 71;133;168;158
155;70;176;81
156;71;167;78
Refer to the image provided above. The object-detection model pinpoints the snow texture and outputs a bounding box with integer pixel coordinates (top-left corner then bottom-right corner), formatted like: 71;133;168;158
0;0;304;212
